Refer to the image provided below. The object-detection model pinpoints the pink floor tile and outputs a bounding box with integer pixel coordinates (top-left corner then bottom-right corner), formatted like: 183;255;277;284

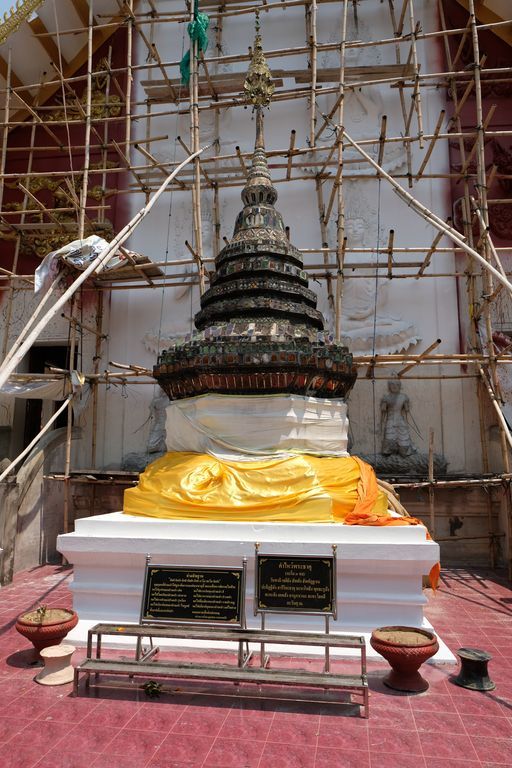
33;749;100;768
413;710;465;734
8;719;71;751
369;727;422;756
266;718;319;745
0;741;49;768
425;760;480;768
203;737;264;767
470;736;512;765
318;719;369;751
369;705;415;729
80;697;140;728
126;701;183;732
217;716;272;741
2;565;512;767
463;714;512;738
171;709;229;736
106;728;167;759
419;731;479;760
258;741;317;768
152;733;215;764
92;755;154;768
61;723;122;753
409;692;458;712
315;747;370;768
370;753;427;768
451;693;506;717
40;696;101;723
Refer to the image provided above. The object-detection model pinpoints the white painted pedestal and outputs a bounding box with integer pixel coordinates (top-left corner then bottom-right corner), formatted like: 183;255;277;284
57;512;454;662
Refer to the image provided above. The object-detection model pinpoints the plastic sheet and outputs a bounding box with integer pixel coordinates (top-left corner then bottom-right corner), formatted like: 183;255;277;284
165;393;349;459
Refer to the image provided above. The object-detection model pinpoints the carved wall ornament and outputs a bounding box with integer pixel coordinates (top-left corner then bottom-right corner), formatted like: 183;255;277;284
47;60;122;122
1;165;118;257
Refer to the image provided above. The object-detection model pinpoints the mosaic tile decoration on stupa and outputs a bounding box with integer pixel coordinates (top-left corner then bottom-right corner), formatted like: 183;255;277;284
154;14;357;402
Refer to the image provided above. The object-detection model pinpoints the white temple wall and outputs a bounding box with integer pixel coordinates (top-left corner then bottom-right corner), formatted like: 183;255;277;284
96;0;484;475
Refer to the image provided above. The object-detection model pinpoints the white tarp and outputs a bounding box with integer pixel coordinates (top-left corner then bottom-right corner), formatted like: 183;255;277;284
0;377;70;400
0;372;90;419
165;393;349;460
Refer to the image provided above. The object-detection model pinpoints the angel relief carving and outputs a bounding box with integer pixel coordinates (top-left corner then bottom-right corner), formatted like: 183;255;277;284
319;184;420;355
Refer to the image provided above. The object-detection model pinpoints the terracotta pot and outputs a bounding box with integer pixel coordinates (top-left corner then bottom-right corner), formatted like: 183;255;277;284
370;626;439;693
15;608;78;660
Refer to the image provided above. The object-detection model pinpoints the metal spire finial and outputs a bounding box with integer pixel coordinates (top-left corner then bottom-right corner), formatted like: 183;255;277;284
243;10;275;109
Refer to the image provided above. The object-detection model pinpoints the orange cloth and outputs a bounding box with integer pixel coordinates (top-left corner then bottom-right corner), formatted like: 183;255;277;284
124;452;389;523
344;505;440;592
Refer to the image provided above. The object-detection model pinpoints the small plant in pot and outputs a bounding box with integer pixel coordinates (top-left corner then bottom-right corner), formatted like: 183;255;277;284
15;604;78;661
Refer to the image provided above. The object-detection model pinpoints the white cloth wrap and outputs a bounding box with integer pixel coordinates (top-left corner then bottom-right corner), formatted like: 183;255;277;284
165;393;349;461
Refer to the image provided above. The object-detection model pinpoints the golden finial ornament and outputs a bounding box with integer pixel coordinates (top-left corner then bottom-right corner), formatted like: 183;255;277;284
243;10;274;108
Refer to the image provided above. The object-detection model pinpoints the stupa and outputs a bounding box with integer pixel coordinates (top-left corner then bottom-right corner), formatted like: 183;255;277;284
122;17;418;522
58;18;446;657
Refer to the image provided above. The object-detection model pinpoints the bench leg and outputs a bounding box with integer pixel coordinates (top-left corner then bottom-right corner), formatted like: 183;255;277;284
363;687;369;719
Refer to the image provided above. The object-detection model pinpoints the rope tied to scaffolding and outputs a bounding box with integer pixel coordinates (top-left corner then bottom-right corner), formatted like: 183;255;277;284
180;0;210;85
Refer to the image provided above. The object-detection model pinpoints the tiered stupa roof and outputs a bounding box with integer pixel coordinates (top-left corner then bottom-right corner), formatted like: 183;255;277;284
154;18;357;401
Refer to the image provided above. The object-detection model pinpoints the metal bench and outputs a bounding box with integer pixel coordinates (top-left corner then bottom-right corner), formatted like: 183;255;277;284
75;622;369;717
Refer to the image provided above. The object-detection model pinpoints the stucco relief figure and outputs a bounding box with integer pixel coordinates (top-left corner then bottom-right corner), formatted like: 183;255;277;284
380;379;416;457
122;390;168;471
320;194;420;355
359;379;448;476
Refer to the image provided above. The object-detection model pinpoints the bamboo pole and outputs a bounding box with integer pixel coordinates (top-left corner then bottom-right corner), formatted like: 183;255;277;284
62;298;78;538
125;0;134;156
77;1;94;240
0;49;12;227
407;0;423;147
428;427;435;537
397;338;442;377
90;291;104;467
388;0;413;187
189;5;204;280
334;0;348;343
415;109;445;181
309;0;317;147
315;177;335;314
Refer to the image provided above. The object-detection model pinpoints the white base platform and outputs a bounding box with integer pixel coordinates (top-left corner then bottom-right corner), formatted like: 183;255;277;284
57;512;455;664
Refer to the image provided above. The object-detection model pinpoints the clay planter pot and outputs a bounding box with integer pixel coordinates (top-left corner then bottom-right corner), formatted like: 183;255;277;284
15;608;78;661
370;626;439;693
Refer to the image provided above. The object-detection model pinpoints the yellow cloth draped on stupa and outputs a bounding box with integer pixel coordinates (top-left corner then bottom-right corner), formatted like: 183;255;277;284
124;452;389;522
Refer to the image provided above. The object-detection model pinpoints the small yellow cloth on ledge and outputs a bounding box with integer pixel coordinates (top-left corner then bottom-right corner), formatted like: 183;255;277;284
123;452;389;523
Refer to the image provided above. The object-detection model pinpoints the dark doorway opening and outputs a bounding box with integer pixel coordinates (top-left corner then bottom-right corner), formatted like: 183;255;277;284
22;345;75;449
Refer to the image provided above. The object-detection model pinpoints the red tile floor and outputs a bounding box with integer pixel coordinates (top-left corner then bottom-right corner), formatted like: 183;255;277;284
0;565;511;768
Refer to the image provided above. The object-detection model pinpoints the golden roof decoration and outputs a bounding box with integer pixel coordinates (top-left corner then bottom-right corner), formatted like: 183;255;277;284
0;0;44;45
243;11;274;109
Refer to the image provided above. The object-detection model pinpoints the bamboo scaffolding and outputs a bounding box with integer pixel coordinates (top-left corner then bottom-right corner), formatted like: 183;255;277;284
0;0;511;576
0;145;209;391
